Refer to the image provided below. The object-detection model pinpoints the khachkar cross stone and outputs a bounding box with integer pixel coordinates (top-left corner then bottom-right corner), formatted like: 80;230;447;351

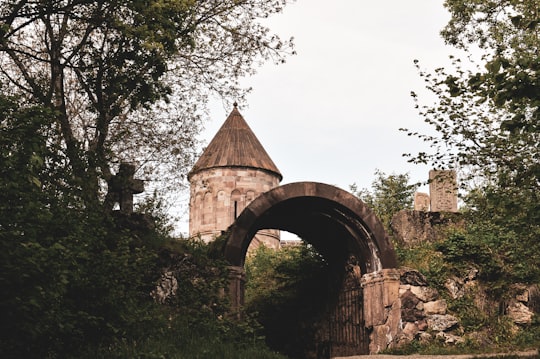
429;170;458;212
109;162;144;214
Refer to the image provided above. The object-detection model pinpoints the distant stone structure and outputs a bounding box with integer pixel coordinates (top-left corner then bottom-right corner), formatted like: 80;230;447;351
188;103;281;250
429;170;458;212
414;192;430;211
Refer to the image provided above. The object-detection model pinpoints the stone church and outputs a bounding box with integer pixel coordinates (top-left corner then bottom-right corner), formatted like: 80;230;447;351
187;103;281;250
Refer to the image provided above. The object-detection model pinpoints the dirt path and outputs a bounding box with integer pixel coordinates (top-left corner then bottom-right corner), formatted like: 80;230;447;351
333;349;539;359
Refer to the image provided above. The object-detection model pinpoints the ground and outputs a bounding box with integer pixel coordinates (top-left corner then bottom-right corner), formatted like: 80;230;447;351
334;349;539;359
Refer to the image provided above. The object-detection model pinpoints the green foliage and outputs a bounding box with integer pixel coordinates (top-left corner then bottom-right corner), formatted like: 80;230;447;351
397;240;449;289
0;0;295;205
447;294;489;332
350;169;418;231
0;95;283;358
435;231;501;281
245;243;333;358
442;0;540;134
403;3;540;343
81;322;287;359
404;1;539;272
0;97;160;355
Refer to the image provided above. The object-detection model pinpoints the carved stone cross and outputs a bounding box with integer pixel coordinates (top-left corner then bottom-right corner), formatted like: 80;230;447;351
429;170;458;212
109;162;144;213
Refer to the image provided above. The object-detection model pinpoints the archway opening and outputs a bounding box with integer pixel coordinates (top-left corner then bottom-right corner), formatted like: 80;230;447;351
225;182;397;271
244;238;340;358
225;182;399;357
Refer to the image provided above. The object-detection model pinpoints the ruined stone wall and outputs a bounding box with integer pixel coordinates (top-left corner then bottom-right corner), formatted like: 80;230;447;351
397;268;462;346
390;213;538;349
189;167;280;249
391;210;464;247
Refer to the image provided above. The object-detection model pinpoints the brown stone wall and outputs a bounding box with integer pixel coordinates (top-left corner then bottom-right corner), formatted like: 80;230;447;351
189;167;280;249
390;210;464;247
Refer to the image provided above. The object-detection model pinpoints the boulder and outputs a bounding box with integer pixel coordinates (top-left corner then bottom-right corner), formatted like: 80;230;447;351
417;319;428;331
401;290;424;322
466;268;478;281
151;270;178;304
507;300;534;325
418;332;432;343
424;299;448;315
399;284;411;295
427;314;459;332
435;331;464;345
444;277;464;299
400;267;429;286
410;285;439;302
402;322;419;340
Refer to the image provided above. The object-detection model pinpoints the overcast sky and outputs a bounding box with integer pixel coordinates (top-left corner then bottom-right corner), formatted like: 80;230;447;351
177;1;457;235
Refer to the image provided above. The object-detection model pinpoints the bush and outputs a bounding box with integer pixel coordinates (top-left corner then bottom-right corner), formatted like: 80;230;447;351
245;243;333;358
0;96;283;358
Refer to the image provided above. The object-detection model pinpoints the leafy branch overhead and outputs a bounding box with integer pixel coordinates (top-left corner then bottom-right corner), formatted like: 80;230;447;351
0;0;295;207
404;0;539;193
402;0;540;284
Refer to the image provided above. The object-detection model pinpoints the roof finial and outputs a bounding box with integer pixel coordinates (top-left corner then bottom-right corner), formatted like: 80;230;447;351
233;101;238;109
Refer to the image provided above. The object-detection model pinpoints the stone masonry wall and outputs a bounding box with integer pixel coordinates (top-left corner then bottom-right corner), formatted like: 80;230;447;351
189;167;280;249
397;268;462;346
390;211;538;348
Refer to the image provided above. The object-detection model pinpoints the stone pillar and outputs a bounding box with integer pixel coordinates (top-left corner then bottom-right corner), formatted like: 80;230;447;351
228;266;246;316
414;192;430;211
361;268;401;354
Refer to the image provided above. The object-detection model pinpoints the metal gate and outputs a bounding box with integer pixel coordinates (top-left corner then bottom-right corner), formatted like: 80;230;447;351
327;285;369;357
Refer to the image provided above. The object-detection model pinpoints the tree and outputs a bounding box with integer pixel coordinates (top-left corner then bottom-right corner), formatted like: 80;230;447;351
406;1;539;190
0;0;294;208
350;170;418;231
0;93;283;358
403;0;540;283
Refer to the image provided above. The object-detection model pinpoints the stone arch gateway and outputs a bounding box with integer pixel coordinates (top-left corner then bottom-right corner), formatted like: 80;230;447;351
224;181;402;354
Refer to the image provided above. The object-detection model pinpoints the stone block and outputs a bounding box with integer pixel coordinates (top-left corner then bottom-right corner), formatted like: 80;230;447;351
423;299;447;315
369;325;390;354
444;277;464;299
410;285;439;302
399;267;429;286
427;314;459;332
507;300;534;324
429;170;458;212
414;192;430;211
402;322;419;340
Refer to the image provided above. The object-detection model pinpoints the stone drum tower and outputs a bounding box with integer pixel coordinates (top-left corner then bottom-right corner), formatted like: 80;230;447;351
188;104;282;249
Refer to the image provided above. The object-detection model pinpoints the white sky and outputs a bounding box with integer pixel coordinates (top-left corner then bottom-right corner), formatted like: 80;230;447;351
177;1;458;235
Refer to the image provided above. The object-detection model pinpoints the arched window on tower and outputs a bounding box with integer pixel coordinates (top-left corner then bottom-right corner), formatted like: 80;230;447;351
216;190;226;227
194;193;203;224
231;189;241;221
202;192;213;225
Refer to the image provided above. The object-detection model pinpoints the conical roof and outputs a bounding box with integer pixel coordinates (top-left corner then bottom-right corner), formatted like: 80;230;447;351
188;104;282;180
